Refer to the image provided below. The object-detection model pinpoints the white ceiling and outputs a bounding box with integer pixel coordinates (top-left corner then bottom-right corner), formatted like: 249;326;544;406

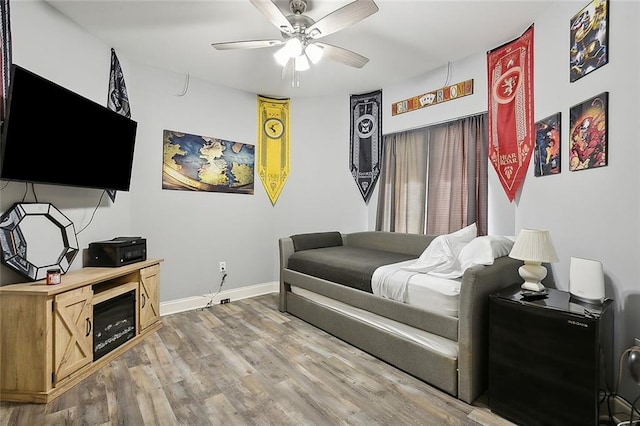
45;0;552;98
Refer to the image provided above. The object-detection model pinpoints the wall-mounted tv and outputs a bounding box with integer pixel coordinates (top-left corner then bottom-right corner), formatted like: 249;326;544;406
0;64;137;191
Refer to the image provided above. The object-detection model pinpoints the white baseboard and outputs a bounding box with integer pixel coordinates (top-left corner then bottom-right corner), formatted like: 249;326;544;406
159;281;279;316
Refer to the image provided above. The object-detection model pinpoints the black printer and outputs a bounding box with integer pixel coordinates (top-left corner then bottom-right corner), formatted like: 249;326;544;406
87;237;147;267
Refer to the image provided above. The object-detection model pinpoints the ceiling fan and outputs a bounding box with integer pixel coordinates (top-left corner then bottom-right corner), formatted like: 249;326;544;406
211;0;379;74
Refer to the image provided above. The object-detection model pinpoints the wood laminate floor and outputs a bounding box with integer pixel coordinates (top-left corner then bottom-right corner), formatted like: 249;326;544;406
1;294;514;425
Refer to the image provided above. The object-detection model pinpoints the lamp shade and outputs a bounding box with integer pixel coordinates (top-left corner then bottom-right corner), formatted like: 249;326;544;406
273;46;290;66
509;229;559;263
284;37;303;57
305;43;324;64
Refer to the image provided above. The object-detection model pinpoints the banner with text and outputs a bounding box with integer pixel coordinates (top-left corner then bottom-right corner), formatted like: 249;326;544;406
391;79;473;116
487;25;535;202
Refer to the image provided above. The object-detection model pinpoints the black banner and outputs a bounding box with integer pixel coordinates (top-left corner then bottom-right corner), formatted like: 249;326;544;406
106;48;131;202
350;90;382;203
1;0;12;124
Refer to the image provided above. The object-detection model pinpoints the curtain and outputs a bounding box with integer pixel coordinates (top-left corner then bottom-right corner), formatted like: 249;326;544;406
375;129;427;233
376;113;487;235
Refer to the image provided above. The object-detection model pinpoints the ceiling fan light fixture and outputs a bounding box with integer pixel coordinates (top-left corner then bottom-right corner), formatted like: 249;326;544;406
284;37;303;58
295;55;310;71
305;43;324;64
274;46;290;66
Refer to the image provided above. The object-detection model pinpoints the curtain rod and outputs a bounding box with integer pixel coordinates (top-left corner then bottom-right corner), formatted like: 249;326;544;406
382;110;487;137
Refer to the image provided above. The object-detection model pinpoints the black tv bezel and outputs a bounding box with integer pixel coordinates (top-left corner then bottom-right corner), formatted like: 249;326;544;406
0;64;138;191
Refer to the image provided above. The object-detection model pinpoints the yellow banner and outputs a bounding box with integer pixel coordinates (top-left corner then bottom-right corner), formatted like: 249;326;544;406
257;95;290;205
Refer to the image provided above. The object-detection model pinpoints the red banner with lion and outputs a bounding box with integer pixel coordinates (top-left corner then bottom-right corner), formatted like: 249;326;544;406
487;25;534;202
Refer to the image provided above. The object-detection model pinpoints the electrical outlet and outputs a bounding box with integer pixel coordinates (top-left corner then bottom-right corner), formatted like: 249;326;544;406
220;298;230;304
219;261;226;272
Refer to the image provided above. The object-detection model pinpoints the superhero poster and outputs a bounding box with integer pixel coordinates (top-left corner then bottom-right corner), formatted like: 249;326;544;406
569;92;608;171
570;0;608;82
534;113;561;177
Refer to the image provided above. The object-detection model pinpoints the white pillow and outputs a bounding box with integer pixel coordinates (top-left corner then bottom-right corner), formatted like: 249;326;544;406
456;235;514;268
403;223;477;272
428;235;514;278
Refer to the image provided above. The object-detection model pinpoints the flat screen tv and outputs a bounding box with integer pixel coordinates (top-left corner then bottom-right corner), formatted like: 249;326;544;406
0;64;137;191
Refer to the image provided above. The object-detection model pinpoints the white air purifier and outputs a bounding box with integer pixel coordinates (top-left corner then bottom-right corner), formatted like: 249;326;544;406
569;257;605;304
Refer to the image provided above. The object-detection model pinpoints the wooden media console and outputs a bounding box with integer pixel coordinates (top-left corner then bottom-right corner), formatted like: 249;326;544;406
0;259;163;403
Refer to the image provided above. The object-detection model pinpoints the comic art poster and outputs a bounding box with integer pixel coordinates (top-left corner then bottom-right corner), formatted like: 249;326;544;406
569;92;608;171
570;0;608;82
534;113;561;177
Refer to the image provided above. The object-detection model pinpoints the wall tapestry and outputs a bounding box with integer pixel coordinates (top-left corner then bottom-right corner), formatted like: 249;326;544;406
162;129;255;194
350;89;382;203
569;92;608;171
257;95;290;205
534;112;561;177
105;48;131;202
391;79;474;116
487;24;535;202
0;0;10;124
570;0;608;83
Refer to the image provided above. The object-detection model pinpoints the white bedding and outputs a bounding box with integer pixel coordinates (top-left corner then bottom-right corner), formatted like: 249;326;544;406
372;260;461;318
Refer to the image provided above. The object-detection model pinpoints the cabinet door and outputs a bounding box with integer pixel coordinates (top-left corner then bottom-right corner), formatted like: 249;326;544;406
139;264;160;331
53;286;93;384
489;298;600;426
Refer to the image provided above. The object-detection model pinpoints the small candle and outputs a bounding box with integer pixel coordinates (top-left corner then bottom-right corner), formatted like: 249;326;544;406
46;268;61;285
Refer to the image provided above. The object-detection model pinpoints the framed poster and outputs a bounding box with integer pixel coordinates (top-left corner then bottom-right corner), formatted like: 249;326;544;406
570;0;609;82
534;113;561;176
569;92;608;171
162;129;255;193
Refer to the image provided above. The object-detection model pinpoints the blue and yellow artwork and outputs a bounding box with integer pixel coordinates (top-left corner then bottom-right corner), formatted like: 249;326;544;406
162;129;254;194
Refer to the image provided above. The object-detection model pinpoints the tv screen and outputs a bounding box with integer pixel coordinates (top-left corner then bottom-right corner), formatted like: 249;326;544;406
0;64;137;191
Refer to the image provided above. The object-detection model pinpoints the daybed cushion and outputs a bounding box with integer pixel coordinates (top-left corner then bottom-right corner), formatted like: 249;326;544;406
287;246;418;293
290;231;343;251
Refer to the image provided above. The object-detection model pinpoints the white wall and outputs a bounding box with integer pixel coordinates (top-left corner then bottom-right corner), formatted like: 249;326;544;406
1;1;368;303
521;1;640;399
3;0;639;401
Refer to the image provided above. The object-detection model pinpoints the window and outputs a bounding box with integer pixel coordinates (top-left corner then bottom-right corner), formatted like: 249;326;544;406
376;113;487;235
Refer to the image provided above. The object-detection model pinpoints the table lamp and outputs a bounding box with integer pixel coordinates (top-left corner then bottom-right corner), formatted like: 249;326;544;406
508;228;559;292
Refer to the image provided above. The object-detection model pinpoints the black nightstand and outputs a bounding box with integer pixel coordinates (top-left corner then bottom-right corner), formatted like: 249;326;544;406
488;284;613;426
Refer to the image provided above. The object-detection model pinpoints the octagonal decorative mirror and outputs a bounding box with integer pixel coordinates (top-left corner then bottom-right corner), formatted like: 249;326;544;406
0;203;79;281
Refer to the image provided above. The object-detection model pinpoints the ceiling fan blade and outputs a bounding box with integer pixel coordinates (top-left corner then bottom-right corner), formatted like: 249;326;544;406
315;43;369;68
249;0;294;34
306;0;379;39
212;39;283;50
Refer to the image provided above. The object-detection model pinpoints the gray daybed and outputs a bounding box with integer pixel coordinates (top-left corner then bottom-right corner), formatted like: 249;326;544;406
278;230;527;404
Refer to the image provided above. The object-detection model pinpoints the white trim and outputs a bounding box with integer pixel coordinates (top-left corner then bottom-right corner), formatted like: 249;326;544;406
159;281;279;316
